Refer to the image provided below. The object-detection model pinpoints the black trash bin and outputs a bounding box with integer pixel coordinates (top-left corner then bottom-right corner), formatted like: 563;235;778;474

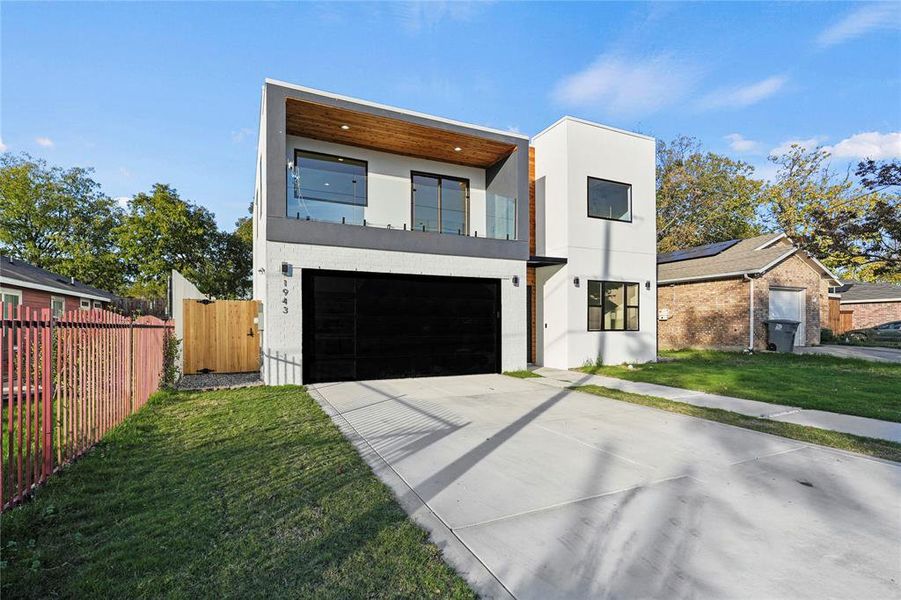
764;319;800;352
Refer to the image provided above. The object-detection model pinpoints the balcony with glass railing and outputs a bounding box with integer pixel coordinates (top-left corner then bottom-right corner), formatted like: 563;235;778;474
286;151;518;241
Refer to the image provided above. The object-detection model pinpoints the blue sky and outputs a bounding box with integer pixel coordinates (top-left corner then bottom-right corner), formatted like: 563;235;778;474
3;1;900;229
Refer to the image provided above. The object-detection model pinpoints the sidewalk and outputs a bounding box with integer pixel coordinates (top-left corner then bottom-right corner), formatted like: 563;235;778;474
531;367;901;444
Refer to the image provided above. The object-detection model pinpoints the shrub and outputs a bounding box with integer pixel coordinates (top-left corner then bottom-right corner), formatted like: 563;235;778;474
160;330;181;390
820;328;834;343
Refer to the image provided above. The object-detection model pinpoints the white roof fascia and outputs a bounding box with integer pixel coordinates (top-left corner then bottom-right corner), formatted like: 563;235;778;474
840;298;901;304
532;115;655;142
0;276;113;303
265;78;530;141
754;233;787;251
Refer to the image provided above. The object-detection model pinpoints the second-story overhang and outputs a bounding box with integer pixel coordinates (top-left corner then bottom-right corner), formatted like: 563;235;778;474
262;79;532;262
271;79;527;169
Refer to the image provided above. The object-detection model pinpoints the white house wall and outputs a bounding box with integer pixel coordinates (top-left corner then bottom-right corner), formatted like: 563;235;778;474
532;118;657;367
261;240;527;385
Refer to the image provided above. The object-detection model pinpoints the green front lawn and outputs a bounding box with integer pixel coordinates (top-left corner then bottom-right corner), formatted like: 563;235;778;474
580;350;901;422
0;387;474;599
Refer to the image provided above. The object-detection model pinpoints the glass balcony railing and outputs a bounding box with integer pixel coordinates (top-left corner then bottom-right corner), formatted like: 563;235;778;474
286;167;518;241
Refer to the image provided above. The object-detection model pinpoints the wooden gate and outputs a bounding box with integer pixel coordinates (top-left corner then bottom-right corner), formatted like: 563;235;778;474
183;300;259;374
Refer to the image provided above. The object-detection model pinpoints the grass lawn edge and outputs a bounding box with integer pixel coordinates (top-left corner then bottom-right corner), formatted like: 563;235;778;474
573;384;901;464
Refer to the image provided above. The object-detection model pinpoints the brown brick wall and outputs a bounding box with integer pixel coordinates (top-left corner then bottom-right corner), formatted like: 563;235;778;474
657;278;750;350
753;254;828;348
842;301;901;329
657;254;832;350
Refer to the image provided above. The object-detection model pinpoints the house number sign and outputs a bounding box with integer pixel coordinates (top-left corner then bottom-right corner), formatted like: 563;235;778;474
282;279;290;314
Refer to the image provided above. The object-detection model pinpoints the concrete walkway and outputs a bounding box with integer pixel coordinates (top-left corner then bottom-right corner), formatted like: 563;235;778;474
796;344;901;364
532;367;901;443
310;374;901;599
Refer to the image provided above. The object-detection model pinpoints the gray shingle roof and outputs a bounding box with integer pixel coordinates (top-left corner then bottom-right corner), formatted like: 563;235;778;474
0;255;117;301
839;281;901;303
657;233;795;283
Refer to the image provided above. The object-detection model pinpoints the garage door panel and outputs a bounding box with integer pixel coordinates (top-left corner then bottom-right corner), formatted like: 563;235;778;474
303;270;501;383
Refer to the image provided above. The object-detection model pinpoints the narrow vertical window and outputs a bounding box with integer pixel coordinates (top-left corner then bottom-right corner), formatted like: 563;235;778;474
51;296;65;318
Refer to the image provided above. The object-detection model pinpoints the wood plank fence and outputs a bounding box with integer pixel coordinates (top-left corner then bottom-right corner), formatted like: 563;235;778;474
1;306;172;511
183;299;259;374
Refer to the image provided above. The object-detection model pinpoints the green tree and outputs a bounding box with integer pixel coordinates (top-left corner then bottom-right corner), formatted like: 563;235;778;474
0;152;124;290
116;184;220;298
194;213;253;299
761;148;898;280
656;136;764;252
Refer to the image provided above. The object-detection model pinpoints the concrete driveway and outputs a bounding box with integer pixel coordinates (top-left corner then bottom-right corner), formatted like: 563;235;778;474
796;344;901;363
310;374;901;600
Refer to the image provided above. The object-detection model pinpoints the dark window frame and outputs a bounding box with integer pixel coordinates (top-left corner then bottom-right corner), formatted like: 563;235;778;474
586;176;633;223
587;280;640;332
410;171;471;235
292;149;369;208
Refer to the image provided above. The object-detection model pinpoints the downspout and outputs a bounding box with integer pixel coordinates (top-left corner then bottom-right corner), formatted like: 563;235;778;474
744;274;754;351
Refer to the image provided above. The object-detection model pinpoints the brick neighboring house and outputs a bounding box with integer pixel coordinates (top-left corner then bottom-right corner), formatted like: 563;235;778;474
657;233;841;351
834;281;901;330
0;255;117;318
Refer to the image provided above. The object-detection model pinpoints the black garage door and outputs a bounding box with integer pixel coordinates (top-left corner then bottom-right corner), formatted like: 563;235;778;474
302;270;501;383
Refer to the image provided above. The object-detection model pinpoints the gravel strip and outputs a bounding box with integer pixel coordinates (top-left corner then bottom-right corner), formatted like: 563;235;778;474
177;372;262;391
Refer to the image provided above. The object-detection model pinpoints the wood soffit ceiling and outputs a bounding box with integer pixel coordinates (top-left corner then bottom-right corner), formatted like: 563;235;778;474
285;98;517;169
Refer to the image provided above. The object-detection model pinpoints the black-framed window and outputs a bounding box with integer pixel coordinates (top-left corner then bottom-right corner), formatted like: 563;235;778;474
588;281;639;331
587;177;631;222
412;172;469;234
288;150;367;223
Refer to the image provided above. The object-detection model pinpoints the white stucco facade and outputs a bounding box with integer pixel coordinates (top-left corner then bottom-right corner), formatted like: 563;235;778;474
253;81;656;384
532;117;657;368
258;241;526;385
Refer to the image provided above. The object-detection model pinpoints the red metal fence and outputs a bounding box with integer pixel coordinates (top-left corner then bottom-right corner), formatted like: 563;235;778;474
1;307;172;511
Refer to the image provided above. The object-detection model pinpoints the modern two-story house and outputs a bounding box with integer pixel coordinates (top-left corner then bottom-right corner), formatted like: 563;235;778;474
252;80;656;384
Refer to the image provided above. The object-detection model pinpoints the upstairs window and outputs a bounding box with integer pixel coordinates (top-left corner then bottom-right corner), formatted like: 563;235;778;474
412;173;469;235
587;177;631;222
588;281;639;331
288;150;367;224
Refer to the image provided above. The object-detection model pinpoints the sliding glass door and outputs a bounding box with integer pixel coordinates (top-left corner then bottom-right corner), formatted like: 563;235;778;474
412;172;469;235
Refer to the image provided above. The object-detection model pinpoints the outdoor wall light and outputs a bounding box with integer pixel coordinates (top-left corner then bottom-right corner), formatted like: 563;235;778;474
573;276;580;287
340;124;350;130
281;262;293;277
645;280;651;290
512;275;519;287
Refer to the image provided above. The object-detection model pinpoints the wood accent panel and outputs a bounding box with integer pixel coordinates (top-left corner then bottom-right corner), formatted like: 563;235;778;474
839;309;853;334
827;297;841;332
529;147;536;256
183;300;260;374
286;98;516;168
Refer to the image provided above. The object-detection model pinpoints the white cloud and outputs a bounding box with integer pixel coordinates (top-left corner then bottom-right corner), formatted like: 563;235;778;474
35;136;54;148
552;53;698;117
0;138;6;152
699;75;787;110
817;3;901;48
231;128;254;144
824;131;901;160
725;133;761;153
769;136;827;156
392;1;488;33
114;196;131;209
